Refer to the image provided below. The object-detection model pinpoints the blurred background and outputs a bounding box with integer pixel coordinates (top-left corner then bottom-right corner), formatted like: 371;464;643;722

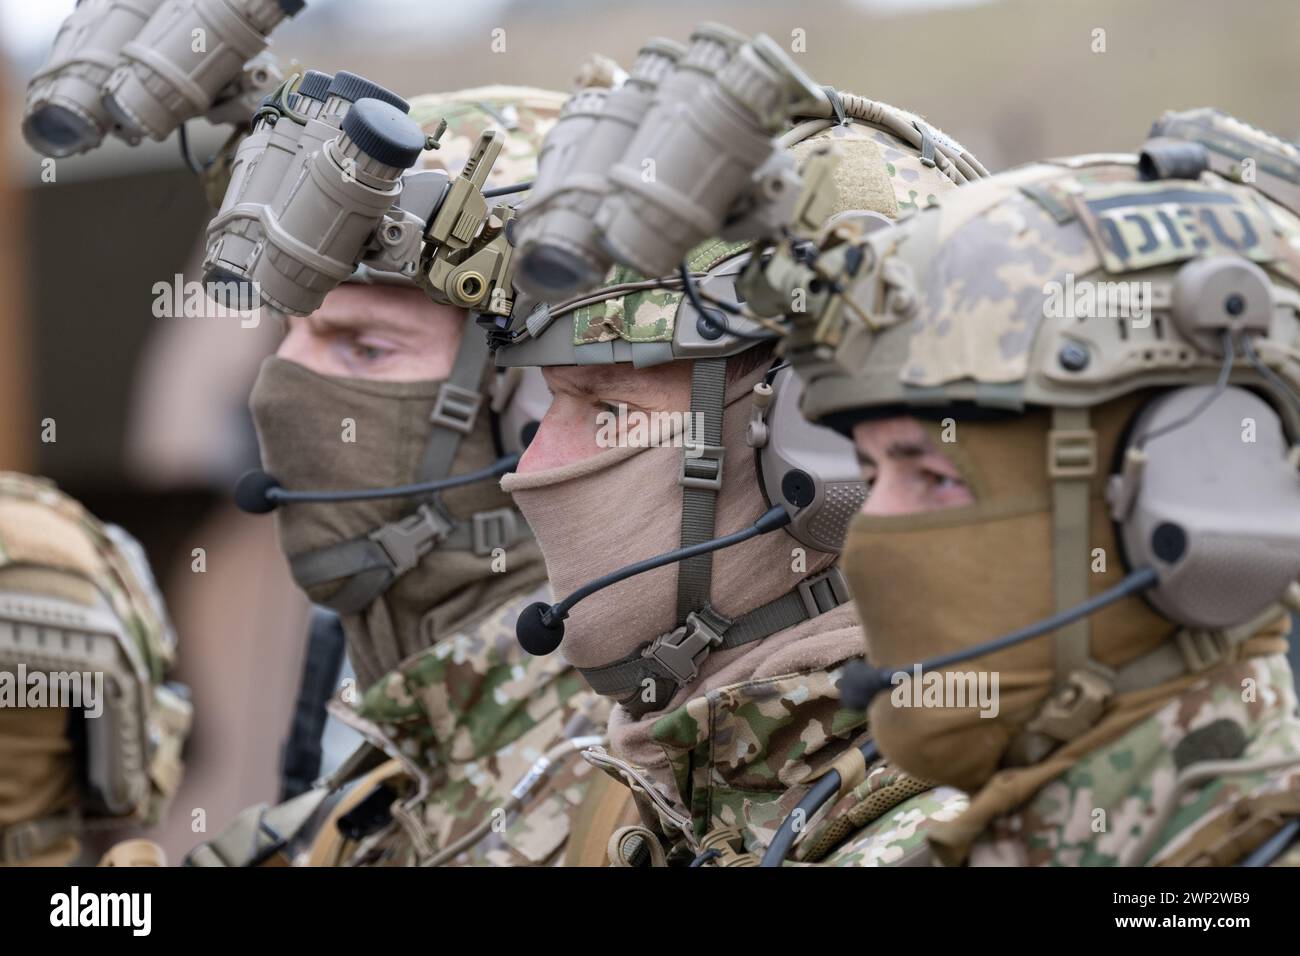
0;0;1296;861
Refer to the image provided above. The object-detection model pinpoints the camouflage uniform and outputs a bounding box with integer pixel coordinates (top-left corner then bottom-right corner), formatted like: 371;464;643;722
312;584;609;866
772;114;1300;866
0;473;189;866
587;664;967;866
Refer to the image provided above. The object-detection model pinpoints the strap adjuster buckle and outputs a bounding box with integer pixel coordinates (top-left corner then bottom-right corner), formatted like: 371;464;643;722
1175;629;1236;674
369;505;451;575
679;445;726;491
1047;428;1097;478
796;568;850;618
471;507;517;557
643;611;727;685
430;383;482;434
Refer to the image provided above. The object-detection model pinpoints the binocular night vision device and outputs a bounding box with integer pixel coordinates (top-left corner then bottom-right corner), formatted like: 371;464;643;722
23;0;306;159
201;69;521;319
512;22;831;301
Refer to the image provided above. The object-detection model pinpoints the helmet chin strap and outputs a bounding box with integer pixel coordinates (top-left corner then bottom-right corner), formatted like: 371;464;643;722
572;355;853;718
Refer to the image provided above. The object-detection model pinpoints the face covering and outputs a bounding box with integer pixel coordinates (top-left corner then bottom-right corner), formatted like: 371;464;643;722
840;395;1175;794
502;363;838;691
249;356;545;690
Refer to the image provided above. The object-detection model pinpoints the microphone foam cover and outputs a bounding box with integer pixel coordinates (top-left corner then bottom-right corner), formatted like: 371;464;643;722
234;470;281;514
838;657;890;712
516;601;565;656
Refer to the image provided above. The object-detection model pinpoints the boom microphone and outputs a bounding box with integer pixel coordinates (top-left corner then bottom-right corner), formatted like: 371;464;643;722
836;566;1159;711
233;454;522;515
516;504;792;656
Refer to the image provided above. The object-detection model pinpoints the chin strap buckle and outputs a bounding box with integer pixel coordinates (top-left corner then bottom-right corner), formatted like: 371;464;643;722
429;382;483;434
643;609;729;685
471;508;518;557
679;444;726;491
369;505;452;575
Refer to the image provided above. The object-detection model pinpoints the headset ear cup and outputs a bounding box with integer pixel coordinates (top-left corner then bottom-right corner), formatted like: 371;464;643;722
1118;386;1300;630
755;368;866;553
497;366;554;457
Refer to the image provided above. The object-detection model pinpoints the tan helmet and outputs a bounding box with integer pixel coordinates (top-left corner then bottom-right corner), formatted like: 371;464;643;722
0;473;190;864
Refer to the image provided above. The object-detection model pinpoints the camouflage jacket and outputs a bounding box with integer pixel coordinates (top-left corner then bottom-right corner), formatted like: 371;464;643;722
317;582;611;866
588;659;968;866
967;652;1300;867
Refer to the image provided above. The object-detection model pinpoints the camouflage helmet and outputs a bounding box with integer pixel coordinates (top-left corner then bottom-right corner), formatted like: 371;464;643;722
0;473;190;860
492;92;975;370
786;141;1300;436
1147;107;1300;216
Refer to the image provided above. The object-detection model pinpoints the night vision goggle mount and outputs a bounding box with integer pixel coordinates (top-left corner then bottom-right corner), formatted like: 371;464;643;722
202;68;525;320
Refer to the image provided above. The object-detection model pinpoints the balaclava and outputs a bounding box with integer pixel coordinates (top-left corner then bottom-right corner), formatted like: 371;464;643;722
248;87;565;690
502;361;842;712
248;356;545;690
842;394;1174;794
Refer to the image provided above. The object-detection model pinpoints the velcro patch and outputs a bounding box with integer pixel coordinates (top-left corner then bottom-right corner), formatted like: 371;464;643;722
1072;180;1277;273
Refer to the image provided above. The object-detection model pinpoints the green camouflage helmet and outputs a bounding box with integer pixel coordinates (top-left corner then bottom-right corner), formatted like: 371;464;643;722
494;96;978;370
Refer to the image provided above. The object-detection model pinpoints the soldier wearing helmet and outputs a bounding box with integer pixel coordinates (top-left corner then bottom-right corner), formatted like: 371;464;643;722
188;84;609;867
770;109;1300;866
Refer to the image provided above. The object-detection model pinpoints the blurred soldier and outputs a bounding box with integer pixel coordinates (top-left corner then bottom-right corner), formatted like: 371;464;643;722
188;87;611;867
0;473;190;866
773;110;1300;865
492;46;989;863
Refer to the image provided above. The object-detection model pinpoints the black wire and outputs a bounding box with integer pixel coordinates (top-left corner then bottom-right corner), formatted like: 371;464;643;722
760;739;879;867
909;567;1158;674
177;123;205;176
1242;334;1300;421
677;262;777;343
1137;330;1234;448
268;454;520;504
550;506;790;620
1240;817;1300;866
483;180;533;198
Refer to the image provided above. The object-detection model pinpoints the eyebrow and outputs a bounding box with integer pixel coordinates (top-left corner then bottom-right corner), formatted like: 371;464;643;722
307;309;413;339
886;440;928;460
